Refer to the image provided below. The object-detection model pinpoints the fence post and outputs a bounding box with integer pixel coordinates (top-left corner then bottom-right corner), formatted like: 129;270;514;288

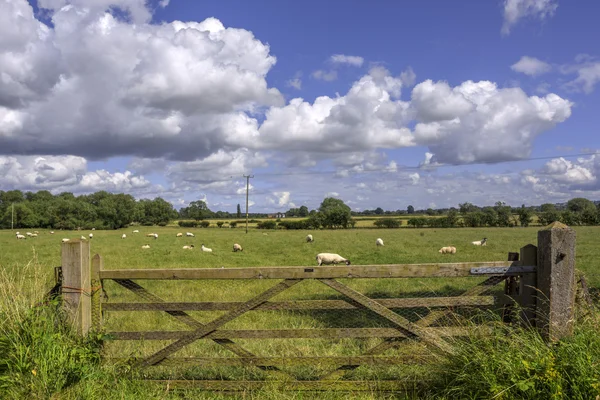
61;239;91;336
519;244;538;326
537;222;577;341
91;254;103;331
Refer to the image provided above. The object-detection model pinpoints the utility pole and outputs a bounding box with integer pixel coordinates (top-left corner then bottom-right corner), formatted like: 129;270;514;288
243;174;254;234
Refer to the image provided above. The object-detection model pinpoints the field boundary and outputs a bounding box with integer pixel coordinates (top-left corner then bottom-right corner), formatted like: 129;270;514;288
55;222;577;392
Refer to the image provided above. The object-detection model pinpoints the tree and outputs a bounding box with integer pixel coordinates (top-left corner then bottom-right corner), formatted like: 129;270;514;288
184;200;212;221
298;205;309;217
446;209;458;227
236;204;242;218
566;197;596;214
459;202;477;214
407;205;415;214
540;203;556;213
516;205;533;227
374;207;384;215
318;197;352;229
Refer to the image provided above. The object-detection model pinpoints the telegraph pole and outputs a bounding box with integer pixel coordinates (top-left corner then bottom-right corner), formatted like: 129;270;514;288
243;174;254;234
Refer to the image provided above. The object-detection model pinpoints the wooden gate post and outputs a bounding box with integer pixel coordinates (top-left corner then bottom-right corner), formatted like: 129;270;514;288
61;239;92;335
91;254;103;331
537;222;577;341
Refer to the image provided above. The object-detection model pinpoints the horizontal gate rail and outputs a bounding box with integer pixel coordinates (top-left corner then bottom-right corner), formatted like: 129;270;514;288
99;261;530;280
102;295;516;312
111;355;435;367
108;326;491;340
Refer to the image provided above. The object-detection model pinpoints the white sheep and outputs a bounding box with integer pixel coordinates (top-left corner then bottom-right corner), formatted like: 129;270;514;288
438;246;457;254
49;231;54;234
121;234;127;239
472;238;488;246
183;245;195;250
89;233;93;239
186;232;195;237
376;238;384;246
26;232;33;237
30;233;38;237
316;253;351;266
141;244;150;249
133;229;140;233
201;244;213;253
233;243;243;252
92;228;96;231
153;233;158;239
176;233;183;237
80;235;86;240
16;234;26;240
62;238;70;243
146;233;155;238
306;234;314;243
34;231;39;234
16;231;20;235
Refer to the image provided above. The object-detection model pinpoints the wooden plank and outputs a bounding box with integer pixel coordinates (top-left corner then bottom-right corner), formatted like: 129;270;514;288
107;327;484;340
139;279;302;367
99;261;520;280
112;279;290;377
61;240;91;336
102;295;499;312
150;379;423;391
319;279;454;355
110;355;434;367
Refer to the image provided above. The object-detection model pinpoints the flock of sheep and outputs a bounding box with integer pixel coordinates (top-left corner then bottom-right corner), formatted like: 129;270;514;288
308;235;489;266
14;229;488;266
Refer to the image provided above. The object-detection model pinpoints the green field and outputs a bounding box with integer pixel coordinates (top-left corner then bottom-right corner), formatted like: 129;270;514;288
2;226;599;398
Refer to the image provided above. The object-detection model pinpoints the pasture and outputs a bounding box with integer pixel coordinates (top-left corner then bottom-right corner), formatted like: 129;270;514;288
2;226;600;398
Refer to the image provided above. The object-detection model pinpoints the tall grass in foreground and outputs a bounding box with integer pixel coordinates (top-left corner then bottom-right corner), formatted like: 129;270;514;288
422;307;600;400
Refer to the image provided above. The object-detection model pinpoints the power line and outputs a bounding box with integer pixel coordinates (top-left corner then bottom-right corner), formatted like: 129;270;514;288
246;151;600;178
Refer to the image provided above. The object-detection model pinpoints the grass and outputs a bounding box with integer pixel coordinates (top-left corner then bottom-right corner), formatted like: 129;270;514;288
1;226;600;398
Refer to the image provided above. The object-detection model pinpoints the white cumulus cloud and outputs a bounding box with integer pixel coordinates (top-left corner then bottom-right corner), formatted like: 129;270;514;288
330;54;364;67
511;56;552;76
501;0;558;35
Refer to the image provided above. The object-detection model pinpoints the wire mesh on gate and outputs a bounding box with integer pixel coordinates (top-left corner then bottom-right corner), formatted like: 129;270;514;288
98;272;516;382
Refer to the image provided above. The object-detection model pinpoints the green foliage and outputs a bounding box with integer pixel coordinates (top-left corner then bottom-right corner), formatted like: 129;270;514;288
180;200;213;221
278;220;310;230
427;315;600;400
373;218;401;228
216;221;224;228
517;205;534;227
407;205;415;214
318;197;352;229
236;204;242;218
256;220;277;229
229;221;237;228
539;210;561;226
178;220;198;228
199;220;210;228
408;217;428;228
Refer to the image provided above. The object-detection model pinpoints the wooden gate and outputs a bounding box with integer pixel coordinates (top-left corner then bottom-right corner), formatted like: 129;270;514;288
57;223;577;391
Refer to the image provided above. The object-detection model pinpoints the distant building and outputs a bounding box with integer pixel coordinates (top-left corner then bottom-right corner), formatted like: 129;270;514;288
268;212;286;219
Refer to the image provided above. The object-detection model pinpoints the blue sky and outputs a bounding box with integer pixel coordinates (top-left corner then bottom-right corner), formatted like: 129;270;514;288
1;0;599;211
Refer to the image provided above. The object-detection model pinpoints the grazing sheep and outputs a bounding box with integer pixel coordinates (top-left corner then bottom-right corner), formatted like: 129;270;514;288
146;233;155;237
316;253;351;266
16;231;20;235
30;233;38;237
121;234;127;239
233;243;243;252
201;244;213;253
176;233;183;237
472;238;488;246
438;246;457;254
306;234;314;243
92;228;96;231
186;232;195;237
80;235;86;240
183;245;195;250
133;229;140;233
62;238;70;243
16;234;26;240
89;233;93;239
26;232;33;237
49;231;54;234
153;233;158;239
376;238;384;246
141;244;150;249
34;231;39;234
